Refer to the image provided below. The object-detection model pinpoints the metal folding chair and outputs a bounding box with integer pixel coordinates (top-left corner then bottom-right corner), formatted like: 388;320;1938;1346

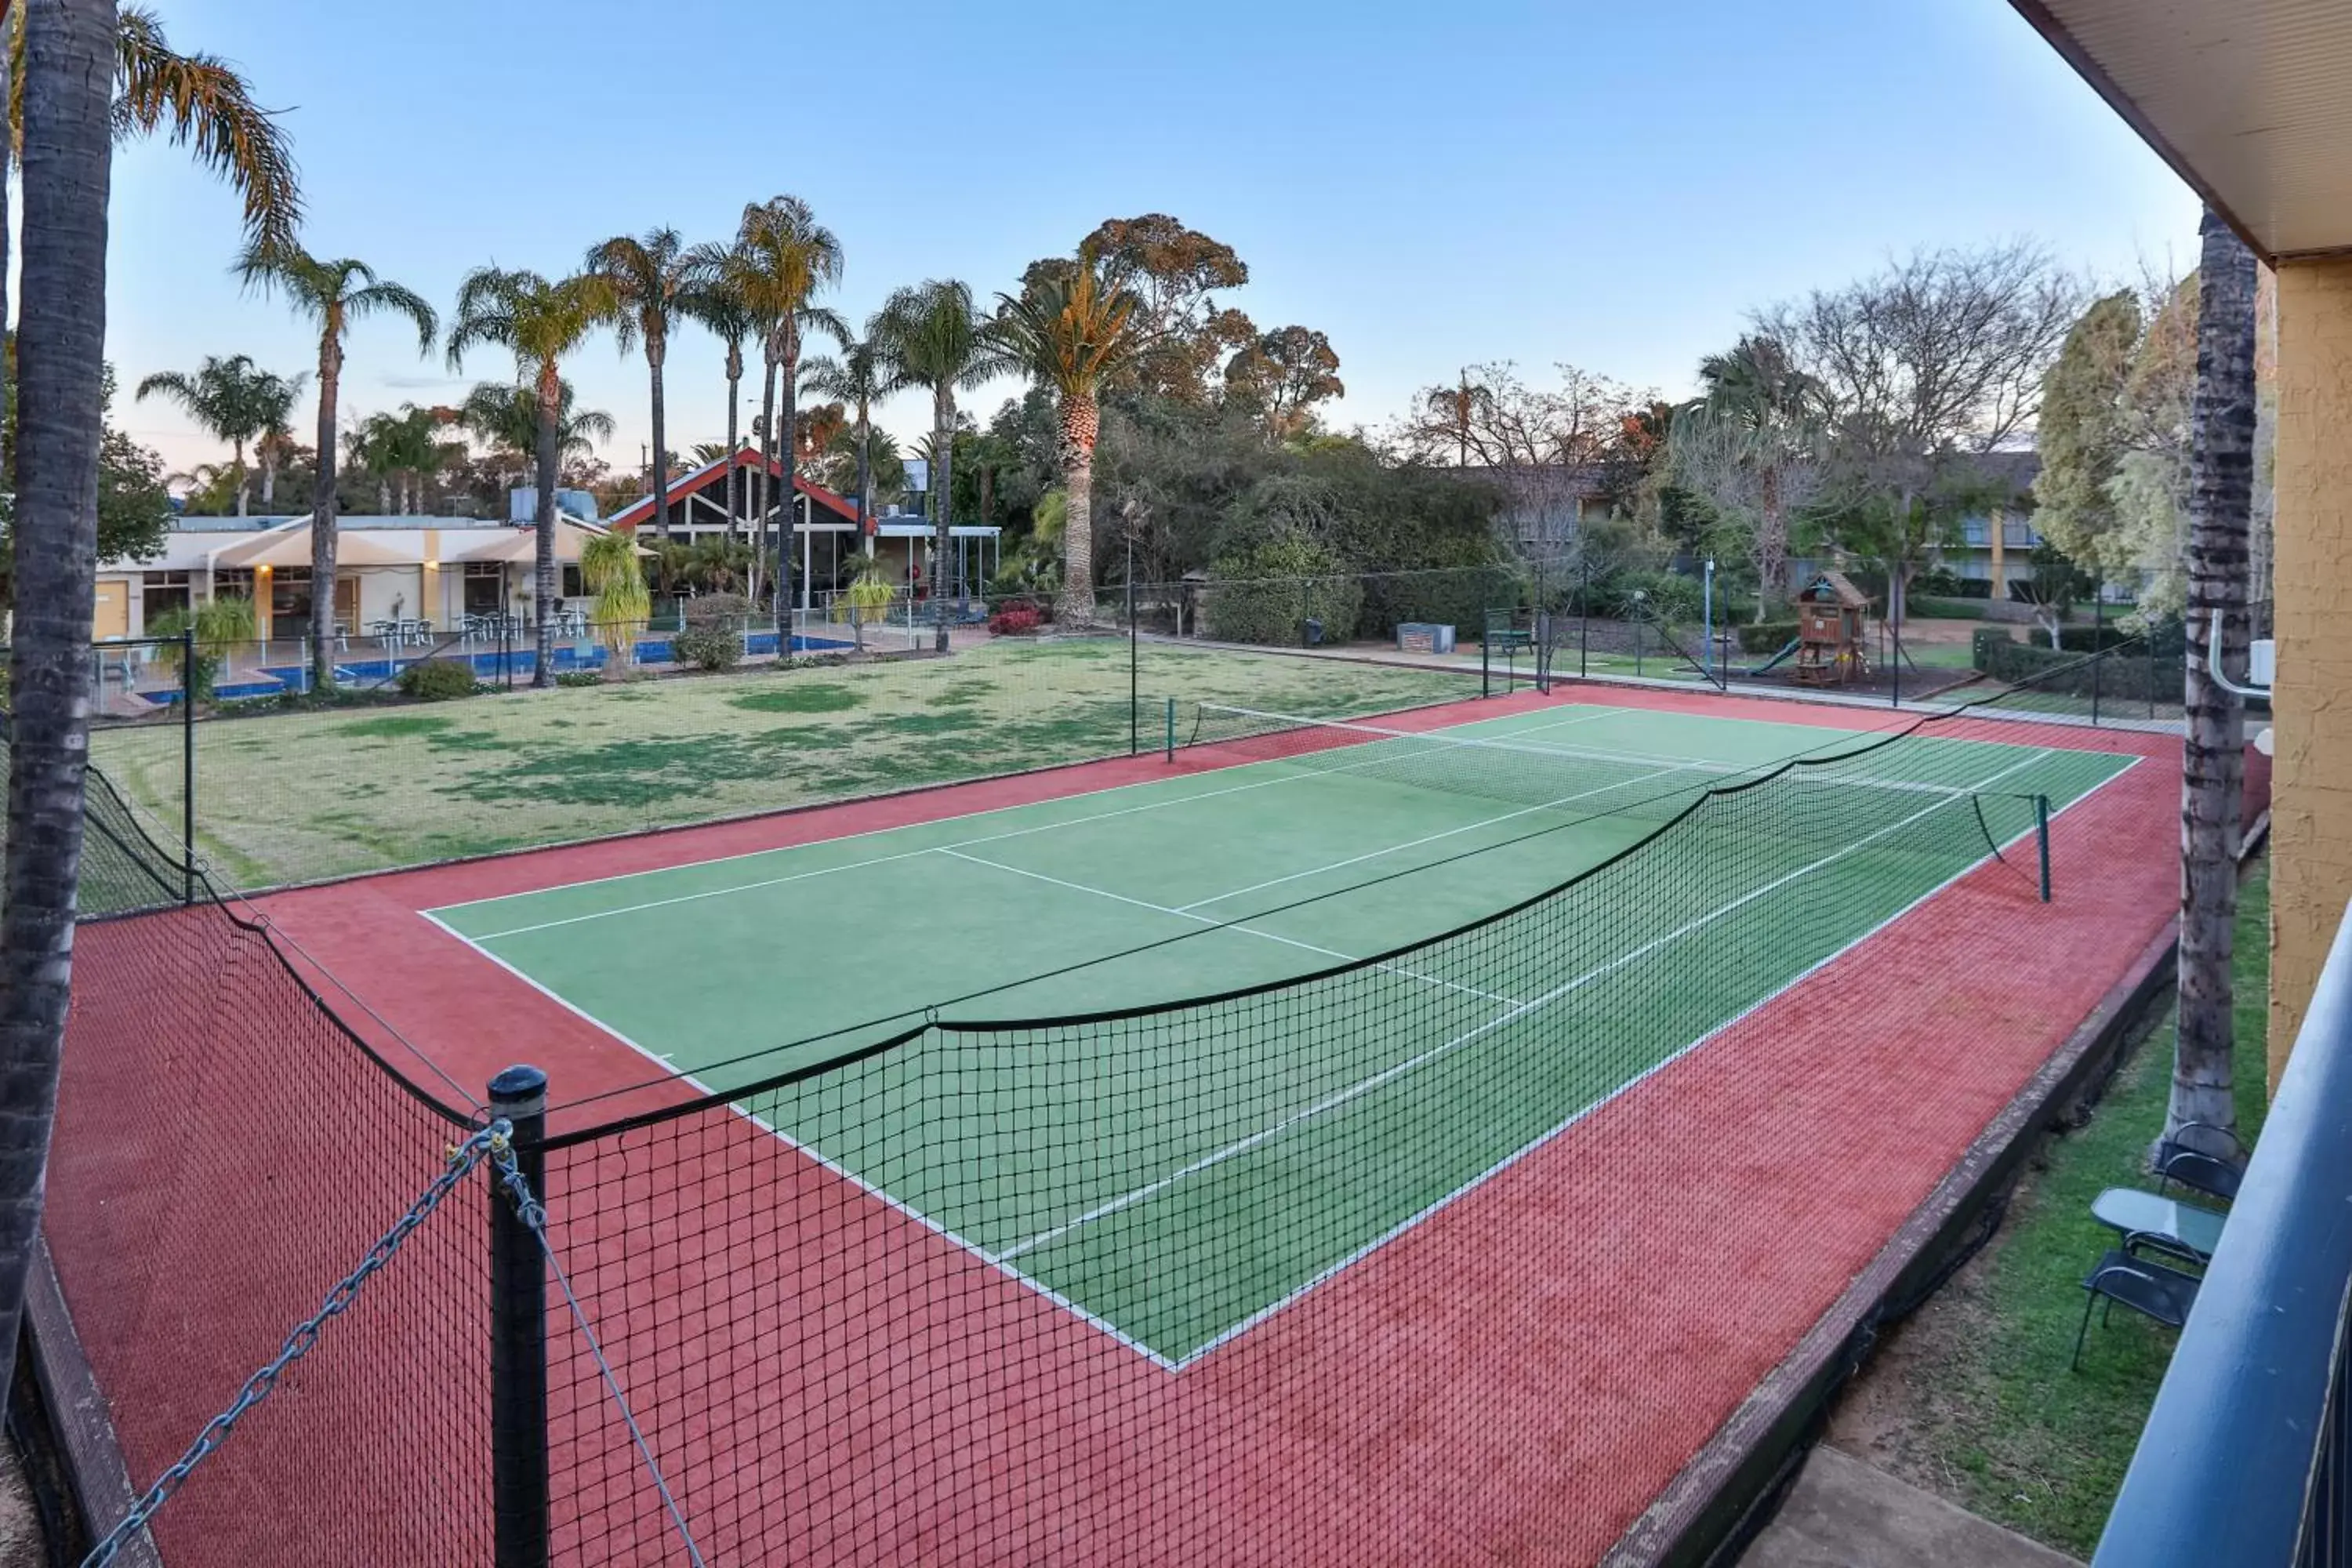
2074;1236;2203;1370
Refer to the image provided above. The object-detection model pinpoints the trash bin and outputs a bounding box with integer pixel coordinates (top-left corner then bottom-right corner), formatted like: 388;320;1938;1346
1302;618;1323;648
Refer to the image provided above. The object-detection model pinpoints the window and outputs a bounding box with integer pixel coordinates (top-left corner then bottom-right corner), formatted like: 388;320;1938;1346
561;564;585;599
142;570;191;622
1961;517;1991;547
462;561;505;615
270;567;313;626
2002;517;2035;548
212;568;256;602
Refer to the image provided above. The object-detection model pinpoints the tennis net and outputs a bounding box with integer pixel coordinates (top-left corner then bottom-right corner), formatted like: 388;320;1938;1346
1185;703;2051;867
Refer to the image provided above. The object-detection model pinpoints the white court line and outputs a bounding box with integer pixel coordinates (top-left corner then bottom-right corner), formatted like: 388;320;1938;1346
417;906;1185;1371
1176;760;1704;913
992;746;2056;1271
453;704;1653;942
934;848;1524;1011
1175;750;2145;1366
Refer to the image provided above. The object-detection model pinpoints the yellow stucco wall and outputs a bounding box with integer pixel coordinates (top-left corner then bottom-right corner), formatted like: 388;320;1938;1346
2270;257;2352;1083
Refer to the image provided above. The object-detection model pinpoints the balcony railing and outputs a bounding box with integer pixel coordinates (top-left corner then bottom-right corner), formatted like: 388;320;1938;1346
2092;900;2352;1566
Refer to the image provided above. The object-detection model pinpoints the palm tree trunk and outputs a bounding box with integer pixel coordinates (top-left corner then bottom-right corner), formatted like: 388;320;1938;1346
776;340;798;630
753;353;778;609
532;361;564;689
648;336;671;543
260;447;278;507
2171;209;2257;1154
931;389;953;652
0;0;118;1397
855;397;872;550
310;331;343;691
1058;394;1099;625
722;344;742;538
376;474;389;514
0;14;12;485
234;437;250;517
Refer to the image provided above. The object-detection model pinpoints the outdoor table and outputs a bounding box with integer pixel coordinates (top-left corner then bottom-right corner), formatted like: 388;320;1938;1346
2092;1186;2227;1260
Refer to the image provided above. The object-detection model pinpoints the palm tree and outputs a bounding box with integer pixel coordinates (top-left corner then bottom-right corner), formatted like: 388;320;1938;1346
990;253;1155;625
1424;371;1490;466
237;242;439;691
446;266;621;686
459;379;615;480
2172;209;2259;1159
587;227;705;543
802;324;898;549
250;368;307;508
0;3;302;445
0;0;125;1395
680;264;760;533
1669;335;1820;619
168;459;239;514
344;420;394;514
134;354;272;515
729;197;845;623
875;281;1005;646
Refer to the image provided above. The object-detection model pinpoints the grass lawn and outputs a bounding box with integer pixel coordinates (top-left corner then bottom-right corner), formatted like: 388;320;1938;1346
92;637;1472;890
1834;857;2268;1558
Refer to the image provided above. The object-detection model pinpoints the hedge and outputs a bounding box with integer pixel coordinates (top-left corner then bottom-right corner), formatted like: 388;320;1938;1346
1972;626;2183;701
1910;597;1991;620
1737;621;1800;655
1203;539;1367;645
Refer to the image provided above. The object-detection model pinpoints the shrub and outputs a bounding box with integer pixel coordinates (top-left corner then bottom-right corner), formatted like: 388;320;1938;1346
1736;621;1800;655
987;604;1044;637
1910;597;1991;620
1202;539;1363;646
682;592;751;631
555;670;604;688
1605;569;1704;625
670;626;742;672
397;659;479;701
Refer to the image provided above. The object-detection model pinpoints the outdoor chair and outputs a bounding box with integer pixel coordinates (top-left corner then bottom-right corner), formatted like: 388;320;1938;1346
2154;1120;2245;1205
2074;1237;2203;1370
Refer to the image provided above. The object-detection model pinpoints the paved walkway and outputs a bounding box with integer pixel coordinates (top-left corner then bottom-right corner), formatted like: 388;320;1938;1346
1741;1446;2081;1568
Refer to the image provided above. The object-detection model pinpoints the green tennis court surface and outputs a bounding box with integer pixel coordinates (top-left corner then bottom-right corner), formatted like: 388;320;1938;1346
428;701;2134;1363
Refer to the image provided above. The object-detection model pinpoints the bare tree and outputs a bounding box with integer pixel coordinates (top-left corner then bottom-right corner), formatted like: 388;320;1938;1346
1762;242;2087;620
2170;211;2256;1156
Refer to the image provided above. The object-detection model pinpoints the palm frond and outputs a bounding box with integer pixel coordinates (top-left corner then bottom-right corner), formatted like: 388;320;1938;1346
115;5;301;254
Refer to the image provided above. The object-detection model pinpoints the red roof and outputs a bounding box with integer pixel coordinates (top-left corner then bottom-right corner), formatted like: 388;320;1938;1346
608;448;864;532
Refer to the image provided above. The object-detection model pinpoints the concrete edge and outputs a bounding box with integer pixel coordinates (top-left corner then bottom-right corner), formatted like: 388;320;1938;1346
24;1232;159;1567
1599;916;2183;1568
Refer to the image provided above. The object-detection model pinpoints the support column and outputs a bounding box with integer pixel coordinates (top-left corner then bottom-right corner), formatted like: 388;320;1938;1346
2268;256;2352;1083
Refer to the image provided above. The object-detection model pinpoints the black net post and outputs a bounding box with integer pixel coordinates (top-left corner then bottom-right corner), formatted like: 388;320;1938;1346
1481;626;1491;699
1580;554;1590;681
2037;793;2053;902
488;1064;550;1568
180;629;197;904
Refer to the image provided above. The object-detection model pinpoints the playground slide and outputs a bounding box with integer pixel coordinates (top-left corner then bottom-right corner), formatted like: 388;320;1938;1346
1738;638;1802;677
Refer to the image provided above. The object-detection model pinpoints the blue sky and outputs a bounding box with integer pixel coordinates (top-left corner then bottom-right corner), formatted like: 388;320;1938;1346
108;0;2198;484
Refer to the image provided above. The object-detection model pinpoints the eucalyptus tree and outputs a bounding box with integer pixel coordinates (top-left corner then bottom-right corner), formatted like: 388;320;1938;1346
237;242;439;688
586;227;703;542
991;254;1157;624
446;267;621;685
875;281;1004;644
728;197;845;622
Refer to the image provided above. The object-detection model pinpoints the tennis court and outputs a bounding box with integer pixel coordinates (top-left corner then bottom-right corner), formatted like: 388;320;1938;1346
423;698;2136;1366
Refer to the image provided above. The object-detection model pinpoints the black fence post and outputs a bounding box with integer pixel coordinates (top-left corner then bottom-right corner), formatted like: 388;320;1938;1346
2036;794;2053;903
1579;556;1590;681
180;629;197;903
2092;590;2105;726
488;1064;551;1568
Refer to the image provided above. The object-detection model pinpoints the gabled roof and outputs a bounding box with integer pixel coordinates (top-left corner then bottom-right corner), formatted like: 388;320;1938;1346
1802;571;1871;609
606;448;863;531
